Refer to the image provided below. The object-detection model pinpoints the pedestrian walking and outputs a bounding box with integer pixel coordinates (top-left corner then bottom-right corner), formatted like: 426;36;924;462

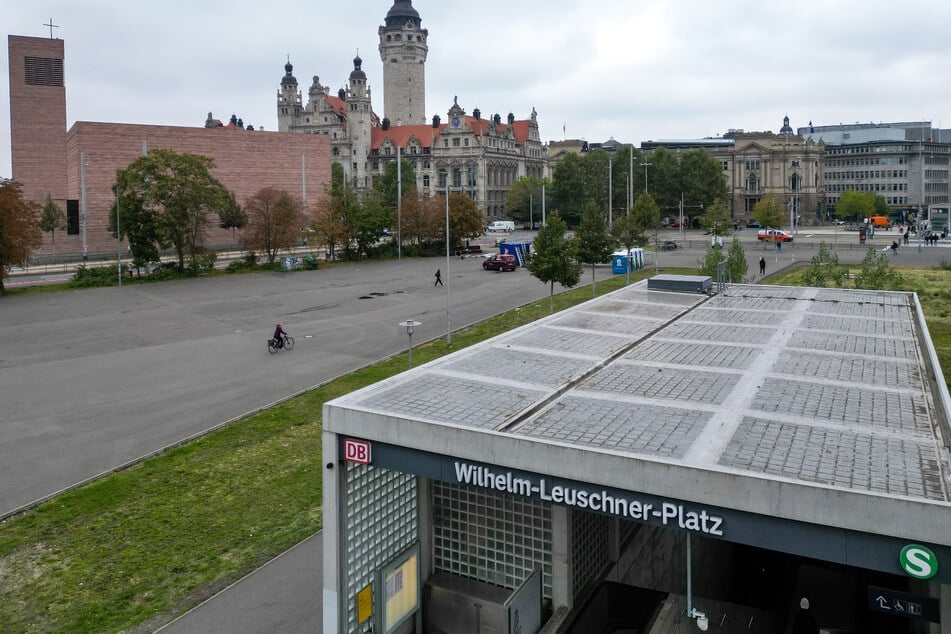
903;231;909;246
434;268;443;286
891;240;899;255
759;256;766;276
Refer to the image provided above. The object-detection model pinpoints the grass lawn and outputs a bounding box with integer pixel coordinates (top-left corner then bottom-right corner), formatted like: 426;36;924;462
1;264;949;632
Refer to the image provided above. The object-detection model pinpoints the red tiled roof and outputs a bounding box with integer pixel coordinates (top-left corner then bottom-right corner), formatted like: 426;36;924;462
370;115;532;151
325;95;347;118
371;123;442;150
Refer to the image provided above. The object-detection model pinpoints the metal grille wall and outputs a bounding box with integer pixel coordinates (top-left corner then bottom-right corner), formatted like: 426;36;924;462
571;508;610;598
432;481;553;597
345;462;417;632
24;56;64;86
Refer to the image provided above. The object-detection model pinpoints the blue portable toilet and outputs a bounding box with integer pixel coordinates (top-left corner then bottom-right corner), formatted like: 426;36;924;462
612;254;628;274
631;248;644;270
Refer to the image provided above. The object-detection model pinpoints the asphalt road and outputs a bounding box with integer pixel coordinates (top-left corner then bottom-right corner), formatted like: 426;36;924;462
2;229;947;633
1;247;622;516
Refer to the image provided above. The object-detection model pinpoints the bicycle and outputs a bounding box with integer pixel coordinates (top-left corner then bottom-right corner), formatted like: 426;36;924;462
267;335;295;354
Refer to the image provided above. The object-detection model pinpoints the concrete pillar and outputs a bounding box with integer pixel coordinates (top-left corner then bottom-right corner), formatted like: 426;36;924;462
322;431;340;634
551;505;573;609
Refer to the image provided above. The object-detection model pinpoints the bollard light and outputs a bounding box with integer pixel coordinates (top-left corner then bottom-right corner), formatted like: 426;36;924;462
399;320;421;369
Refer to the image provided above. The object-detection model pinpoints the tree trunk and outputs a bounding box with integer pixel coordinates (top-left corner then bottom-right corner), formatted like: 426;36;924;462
549;281;554;314
591;263;596;298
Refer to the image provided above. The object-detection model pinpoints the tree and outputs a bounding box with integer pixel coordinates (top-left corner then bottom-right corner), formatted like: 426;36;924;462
698;234;745;283
218;191;248;248
725;236;748;283
39;194;66;261
646;147;680;212
834;190;875;222
526;212;581;313
752;196;786;229
801;242;848;288
312;177;357;260
698;243;725;278
699;199;732;238
0;180;43;293
242;187;304;263
114;149;229;270
350;190;393;256
505;177;548;226
679;149;729;223
446;192;486;249
373;157;416;211
630;192;661;254
397;190;442;247
109;178;159;275
854;247;903;290
575;203;615;297
550;153;586;226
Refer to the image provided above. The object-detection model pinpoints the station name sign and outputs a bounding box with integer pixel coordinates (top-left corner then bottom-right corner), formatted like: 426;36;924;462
454;461;724;536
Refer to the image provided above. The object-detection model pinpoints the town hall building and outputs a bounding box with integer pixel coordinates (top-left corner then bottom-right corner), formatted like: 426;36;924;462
276;0;546;220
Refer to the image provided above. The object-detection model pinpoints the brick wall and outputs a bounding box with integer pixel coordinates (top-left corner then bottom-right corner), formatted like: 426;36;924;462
63;122;331;258
8;35;67;210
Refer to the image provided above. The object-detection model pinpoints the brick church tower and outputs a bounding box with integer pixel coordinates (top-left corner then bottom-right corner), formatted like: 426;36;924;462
7;35;67;208
378;0;428;126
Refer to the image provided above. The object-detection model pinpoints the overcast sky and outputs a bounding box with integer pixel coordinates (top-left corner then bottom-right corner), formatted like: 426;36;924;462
4;0;951;178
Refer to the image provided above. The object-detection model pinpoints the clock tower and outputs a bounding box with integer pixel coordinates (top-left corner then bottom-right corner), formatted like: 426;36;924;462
378;0;428;126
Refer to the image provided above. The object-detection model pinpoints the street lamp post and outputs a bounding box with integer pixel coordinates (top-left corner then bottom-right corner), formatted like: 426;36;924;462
116;187;121;287
399;320;421;369
445;169;452;346
641;162;652;194
608;155;613;229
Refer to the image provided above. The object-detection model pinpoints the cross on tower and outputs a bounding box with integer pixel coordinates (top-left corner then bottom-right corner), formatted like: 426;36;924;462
43;18;59;39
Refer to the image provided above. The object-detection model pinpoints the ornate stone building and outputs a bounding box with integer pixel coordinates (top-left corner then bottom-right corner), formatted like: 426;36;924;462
642;117;825;226
276;0;546;220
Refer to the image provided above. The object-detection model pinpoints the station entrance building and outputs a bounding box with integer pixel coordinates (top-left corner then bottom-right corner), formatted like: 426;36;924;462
323;280;951;633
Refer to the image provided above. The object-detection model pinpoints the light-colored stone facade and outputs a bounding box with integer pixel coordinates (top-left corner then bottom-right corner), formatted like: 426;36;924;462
378;0;427;127
721;128;825;225
275;0;547;220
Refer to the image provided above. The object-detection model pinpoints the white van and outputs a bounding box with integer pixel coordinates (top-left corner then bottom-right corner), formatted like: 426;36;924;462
488;220;515;233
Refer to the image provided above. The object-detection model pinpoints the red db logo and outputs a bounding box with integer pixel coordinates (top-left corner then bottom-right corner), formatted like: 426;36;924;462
344;438;371;465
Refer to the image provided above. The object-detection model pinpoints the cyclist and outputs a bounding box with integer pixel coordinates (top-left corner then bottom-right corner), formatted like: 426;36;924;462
273;323;287;348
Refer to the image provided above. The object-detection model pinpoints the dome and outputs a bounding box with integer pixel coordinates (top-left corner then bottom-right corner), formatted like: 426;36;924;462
282;60;297;85
349;55;366;80
384;0;421;28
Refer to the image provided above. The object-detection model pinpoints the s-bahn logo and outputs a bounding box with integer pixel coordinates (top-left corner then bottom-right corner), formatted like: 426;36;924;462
900;544;937;580
344;438;371;465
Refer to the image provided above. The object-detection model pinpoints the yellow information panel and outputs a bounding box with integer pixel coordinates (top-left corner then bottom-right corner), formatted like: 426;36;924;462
357;584;373;624
383;552;418;632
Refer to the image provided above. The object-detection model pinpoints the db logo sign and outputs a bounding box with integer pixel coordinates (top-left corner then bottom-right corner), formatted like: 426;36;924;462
344;438;371;465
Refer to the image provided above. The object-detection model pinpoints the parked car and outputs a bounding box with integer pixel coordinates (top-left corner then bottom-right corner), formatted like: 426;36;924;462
746;220;764;229
482;253;517;271
660;240;678;251
757;229;794;242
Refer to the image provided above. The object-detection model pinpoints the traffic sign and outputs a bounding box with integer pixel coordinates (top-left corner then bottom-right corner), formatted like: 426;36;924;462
867;586;940;623
900;544;938;579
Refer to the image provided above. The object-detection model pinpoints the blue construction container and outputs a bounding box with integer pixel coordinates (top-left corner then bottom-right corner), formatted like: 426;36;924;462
498;242;532;266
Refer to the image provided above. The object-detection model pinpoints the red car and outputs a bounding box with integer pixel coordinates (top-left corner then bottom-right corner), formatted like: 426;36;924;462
482;253;517;272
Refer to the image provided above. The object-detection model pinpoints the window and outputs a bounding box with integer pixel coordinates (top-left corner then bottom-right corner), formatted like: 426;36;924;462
66;200;79;235
452;138;460;147
423;175;430;187
747;173;759;192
